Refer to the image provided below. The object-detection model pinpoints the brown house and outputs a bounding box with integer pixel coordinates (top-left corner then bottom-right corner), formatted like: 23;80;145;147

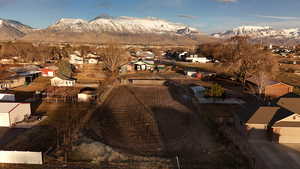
247;77;293;98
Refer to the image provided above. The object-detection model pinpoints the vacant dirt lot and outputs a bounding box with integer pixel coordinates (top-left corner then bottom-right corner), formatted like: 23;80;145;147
90;86;217;159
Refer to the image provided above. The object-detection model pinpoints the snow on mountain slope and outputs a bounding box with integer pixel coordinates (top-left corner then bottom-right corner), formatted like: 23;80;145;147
212;26;300;39
48;16;199;35
0;19;32;40
0;18;32;33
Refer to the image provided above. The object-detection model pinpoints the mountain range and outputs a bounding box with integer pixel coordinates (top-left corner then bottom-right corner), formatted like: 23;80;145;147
212;26;300;45
0;18;33;41
0;16;211;44
2;16;300;45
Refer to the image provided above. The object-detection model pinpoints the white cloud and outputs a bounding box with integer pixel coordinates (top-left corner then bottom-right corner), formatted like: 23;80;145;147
215;0;238;3
177;14;198;19
255;15;300;20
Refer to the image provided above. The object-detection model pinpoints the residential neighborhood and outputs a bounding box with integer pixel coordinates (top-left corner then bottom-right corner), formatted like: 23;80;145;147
1;1;300;168
0;40;300;169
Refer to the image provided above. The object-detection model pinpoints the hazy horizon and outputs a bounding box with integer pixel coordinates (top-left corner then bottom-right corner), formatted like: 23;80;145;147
1;0;300;33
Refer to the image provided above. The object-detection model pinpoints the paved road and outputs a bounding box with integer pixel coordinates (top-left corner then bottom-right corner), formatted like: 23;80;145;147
249;139;300;169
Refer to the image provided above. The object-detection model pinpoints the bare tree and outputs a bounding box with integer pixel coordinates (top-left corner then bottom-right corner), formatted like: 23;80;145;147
198;36;278;85
100;42;128;75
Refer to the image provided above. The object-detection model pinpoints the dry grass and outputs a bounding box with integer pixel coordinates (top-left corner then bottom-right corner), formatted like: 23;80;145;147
176;62;228;74
276;72;300;87
14;77;51;92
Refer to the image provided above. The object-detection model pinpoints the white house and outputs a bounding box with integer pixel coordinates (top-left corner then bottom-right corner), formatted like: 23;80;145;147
0;103;31;127
133;60;155;71
186;56;211;63
50;77;76;87
69;54;84;65
0;93;15;101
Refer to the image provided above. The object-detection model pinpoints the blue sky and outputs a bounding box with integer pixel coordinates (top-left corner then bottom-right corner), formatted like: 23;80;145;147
1;0;300;33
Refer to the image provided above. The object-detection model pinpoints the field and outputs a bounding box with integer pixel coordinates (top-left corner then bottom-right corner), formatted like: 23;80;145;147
90;85;217;160
88;85;251;169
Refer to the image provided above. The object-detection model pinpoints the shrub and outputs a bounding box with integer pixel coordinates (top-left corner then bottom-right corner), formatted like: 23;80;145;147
205;83;225;98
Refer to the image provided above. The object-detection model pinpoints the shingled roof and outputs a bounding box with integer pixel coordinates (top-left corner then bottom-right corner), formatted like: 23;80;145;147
247;76;280;87
246;107;280;124
277;98;300;115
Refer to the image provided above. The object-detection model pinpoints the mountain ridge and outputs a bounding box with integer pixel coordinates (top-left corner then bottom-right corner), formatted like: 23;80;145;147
212;26;300;39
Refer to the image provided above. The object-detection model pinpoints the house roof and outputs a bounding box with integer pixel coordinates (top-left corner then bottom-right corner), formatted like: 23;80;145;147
246;107;280;124
0;103;22;113
53;74;75;81
277;98;300;115
133;60;155;65
273;121;300;128
247;76;280;87
0;71;15;80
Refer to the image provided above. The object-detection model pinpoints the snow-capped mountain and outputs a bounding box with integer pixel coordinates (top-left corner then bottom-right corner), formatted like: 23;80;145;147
0;18;33;40
212;26;300;39
48;16;199;35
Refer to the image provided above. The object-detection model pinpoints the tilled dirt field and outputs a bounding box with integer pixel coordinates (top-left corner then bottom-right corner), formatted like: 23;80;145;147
90;85;216;159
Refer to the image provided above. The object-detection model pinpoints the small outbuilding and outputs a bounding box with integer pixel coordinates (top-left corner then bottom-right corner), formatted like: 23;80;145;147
0;102;31;127
41;68;56;77
78;87;97;102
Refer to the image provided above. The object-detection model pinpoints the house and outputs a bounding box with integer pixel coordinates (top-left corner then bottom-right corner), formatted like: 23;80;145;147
9;65;41;84
272;98;300;143
185;56;211;63
50;76;76;87
78;87;97;102
133;60;155;71
41;68;56;77
0;72;26;90
0;59;14;64
244;107;279;139
247;77;294;98
69;54;84;65
0;92;15;101
0;102;31;127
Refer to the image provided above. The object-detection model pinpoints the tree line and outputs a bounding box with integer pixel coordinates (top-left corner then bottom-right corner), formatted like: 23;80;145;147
197;36;278;88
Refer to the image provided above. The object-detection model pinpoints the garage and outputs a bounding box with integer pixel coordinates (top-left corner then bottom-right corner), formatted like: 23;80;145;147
272;123;300;143
245;107;279;140
0;103;31;127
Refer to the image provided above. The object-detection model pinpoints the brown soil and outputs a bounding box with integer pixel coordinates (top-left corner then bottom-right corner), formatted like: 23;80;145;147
90;85;217;159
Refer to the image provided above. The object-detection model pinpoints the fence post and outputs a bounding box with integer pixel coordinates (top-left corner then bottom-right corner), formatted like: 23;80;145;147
176;156;181;169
